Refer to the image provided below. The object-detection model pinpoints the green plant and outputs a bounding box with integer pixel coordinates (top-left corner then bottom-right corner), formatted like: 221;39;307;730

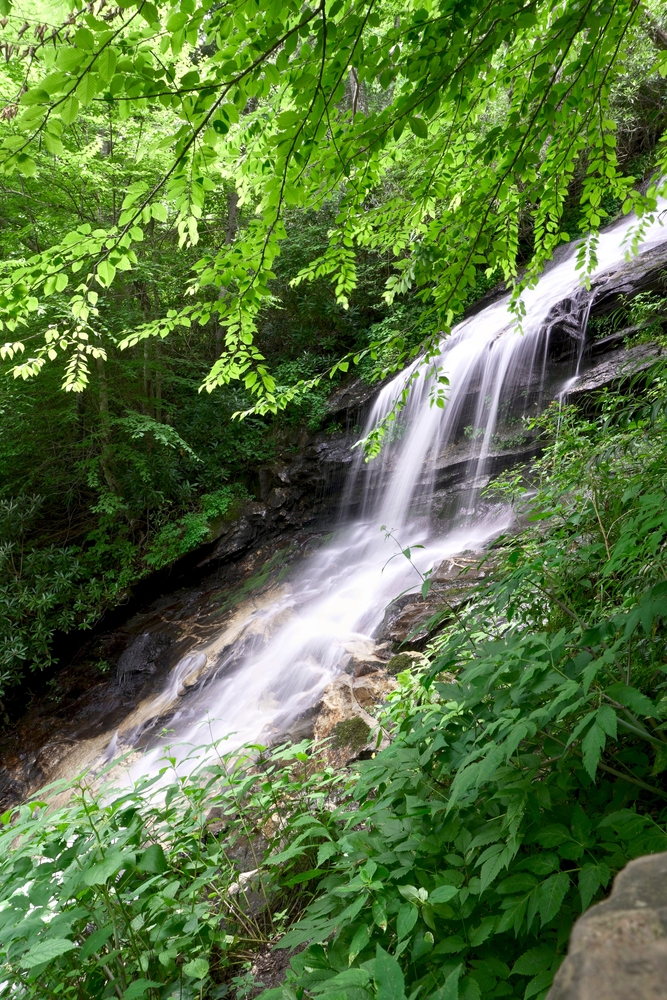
1;0;666;414
588;289;667;341
0;495;105;701
145;487;246;570
0;739;343;1000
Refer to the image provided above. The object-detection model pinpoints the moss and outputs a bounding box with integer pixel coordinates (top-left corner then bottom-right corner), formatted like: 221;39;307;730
332;716;371;751
386;652;418;675
215;545;297;615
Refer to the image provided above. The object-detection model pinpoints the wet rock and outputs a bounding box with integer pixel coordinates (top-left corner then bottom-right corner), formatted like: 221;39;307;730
568;342;663;400
325;377;384;424
547;851;667;1000
544;237;667;361
377;591;457;648
199;504;266;567
347;658;384;677
353;671;397;708
267;487;292;509
116;632;168;684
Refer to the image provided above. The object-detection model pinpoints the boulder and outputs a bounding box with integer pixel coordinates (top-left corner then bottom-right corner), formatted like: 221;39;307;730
313;671;397;765
547;851;667;1000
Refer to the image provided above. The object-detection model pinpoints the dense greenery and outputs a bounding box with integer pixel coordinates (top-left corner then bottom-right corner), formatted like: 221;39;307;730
264;366;667;1000
0;740;342;999
0;0;666;401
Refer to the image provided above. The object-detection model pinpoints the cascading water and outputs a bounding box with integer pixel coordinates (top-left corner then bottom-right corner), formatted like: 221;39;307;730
127;206;667;777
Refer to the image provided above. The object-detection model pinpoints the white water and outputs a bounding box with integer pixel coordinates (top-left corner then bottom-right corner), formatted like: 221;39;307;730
128;207;667;776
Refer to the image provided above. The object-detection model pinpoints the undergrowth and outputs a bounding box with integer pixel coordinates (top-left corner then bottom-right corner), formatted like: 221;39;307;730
0;741;342;1000
256;364;667;1000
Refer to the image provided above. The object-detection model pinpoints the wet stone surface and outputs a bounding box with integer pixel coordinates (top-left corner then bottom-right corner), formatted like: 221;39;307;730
0;526;333;809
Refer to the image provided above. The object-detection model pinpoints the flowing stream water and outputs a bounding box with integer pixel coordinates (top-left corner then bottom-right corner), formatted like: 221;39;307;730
127;207;667;778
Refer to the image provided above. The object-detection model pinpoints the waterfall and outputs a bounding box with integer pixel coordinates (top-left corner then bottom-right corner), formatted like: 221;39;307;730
127;207;667;777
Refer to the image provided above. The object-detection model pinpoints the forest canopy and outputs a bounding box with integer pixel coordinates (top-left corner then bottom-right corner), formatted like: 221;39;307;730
0;0;666;408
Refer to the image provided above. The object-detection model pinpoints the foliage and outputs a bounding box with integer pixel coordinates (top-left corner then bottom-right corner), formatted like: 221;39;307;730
587;287;667;341
0;0;666;698
4;365;667;1000
0;495;106;704
0;739;342;1000
145;486;246;569
0;0;665;412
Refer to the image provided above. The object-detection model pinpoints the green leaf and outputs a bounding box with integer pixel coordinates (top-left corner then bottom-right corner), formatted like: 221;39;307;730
137;844;167;873
83;850;131;885
468;916;496;946
429;884;459;904
512;945;554;976
349;923;370;964
317;841;338;866
525;970;556;999
98;48;118;84
96;261;117;288
76;73;98;107
123;981;161;999
581;722;606;780
408;117;429;139
397;902;418;940
459;978;481;1000
497;873;538;895
59;97;79;125
20;938;76;968
151;202;168;222
536;872;570;927
183;958;209;979
16;155;36;177
372;898;388;931
398;885;427;904
74;27;95;50
375;944;406;1000
578;862;609;910
606;684;659;718
536;825;570;847
432;965;463;1000
141;2;159;23
80;924;113;960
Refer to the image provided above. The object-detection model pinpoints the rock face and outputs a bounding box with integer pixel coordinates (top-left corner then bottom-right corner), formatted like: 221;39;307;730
547;851;667;1000
568;342;663;401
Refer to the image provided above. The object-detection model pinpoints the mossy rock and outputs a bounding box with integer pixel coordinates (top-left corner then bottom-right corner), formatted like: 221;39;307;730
386;652;421;675
332;716;371;751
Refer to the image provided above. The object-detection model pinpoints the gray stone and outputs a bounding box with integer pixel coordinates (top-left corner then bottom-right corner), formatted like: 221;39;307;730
568;342;663;399
547;851;667;1000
